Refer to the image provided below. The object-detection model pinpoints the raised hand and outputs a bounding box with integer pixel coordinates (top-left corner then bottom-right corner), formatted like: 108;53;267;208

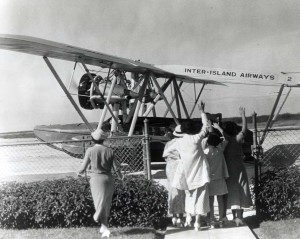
212;122;221;129
239;107;245;116
198;101;205;112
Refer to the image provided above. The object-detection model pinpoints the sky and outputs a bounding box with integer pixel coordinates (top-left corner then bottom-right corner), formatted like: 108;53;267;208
0;0;299;132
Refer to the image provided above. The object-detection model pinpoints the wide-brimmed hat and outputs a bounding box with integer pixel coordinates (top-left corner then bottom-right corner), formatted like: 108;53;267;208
91;128;103;141
173;125;184;137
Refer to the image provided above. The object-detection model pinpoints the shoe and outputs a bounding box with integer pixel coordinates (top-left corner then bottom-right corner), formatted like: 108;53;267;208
219;221;224;228
194;222;201;231
219;216;228;228
234;218;244;227
184;221;191;227
210;220;216;229
184;215;192;227
102;229;111;238
99;226;104;234
93;214;99;223
176;218;184;227
172;217;177;227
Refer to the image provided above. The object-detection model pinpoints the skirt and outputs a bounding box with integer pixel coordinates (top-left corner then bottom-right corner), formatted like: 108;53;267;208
185;184;210;215
166;159;185;214
226;166;253;209
208;178;228;196
90;173;115;221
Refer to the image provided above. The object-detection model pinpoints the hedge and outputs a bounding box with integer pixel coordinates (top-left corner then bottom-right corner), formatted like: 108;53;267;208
256;165;300;221
0;175;168;229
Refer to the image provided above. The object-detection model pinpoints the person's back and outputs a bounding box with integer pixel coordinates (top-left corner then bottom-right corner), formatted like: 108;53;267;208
163;128;185;227
88;144;115;175
221;108;252;227
223;133;244;160
163;138;180;161
77;131;123;238
175;121;209;190
202;126;229;228
164;102;210;231
203;135;228;181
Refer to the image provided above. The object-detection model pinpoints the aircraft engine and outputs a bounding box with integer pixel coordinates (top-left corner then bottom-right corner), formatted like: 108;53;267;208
78;73;140;110
78;73;104;109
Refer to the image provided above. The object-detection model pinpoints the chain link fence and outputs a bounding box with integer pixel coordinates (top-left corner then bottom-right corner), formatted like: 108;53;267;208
0;135;154;183
0;141;82;182
257;127;300;171
103;136;145;173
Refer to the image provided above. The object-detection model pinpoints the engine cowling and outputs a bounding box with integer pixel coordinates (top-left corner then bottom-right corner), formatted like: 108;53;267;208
78;73;104;109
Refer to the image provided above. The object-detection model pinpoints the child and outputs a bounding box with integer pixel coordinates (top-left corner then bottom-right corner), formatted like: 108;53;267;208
202;122;229;228
222;107;253;226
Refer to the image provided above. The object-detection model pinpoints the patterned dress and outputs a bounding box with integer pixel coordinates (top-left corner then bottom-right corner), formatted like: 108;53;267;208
163;139;185;214
223;132;253;209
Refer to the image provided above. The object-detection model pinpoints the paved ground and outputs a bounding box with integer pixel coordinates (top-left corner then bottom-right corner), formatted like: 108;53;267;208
165;221;256;239
152;167;257;239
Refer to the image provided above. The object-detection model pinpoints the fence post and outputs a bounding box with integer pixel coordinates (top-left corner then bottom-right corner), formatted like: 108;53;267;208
252;112;261;217
143;119;152;180
82;140;86;158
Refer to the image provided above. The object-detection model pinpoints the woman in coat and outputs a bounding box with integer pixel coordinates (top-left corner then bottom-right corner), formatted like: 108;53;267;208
78;129;123;238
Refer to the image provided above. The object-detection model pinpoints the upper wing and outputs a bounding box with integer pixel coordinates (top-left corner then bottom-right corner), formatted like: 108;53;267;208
0;34;223;85
173;74;226;85
0;34;165;73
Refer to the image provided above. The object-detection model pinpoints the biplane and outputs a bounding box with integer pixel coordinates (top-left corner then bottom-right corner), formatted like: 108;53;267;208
0;34;299;161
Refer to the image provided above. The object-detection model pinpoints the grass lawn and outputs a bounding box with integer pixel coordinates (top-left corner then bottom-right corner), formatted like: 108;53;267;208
245;216;300;239
0;227;165;239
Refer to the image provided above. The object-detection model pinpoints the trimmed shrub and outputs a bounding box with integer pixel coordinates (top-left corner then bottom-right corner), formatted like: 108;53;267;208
0;175;168;229
256;165;300;221
111;176;168;228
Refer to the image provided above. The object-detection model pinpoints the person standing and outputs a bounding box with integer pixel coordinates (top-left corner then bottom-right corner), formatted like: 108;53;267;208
202;123;229;228
77;129;123;238
222;107;253;226
165;102;210;231
163;125;185;227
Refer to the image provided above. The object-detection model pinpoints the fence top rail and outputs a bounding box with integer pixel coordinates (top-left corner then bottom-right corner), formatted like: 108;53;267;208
0;135;152;147
257;126;300;132
0;139;89;147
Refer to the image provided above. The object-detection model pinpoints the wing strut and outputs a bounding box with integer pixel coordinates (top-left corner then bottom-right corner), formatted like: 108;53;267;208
43;57;94;132
143;78;173;117
95;76;117;132
163;81;183;117
125;75;145;124
173;79;189;119
152;75;180;125
269;87;292;128
173;79;181;118
128;72;150;136
67;61;77;91
189;83;206;118
260;83;299;145
259;84;285;145
103;62;113;95
79;59;120;128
